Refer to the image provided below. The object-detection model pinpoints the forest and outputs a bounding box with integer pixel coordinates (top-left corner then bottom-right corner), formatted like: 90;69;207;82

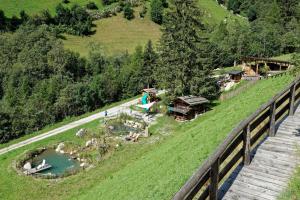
0;0;299;143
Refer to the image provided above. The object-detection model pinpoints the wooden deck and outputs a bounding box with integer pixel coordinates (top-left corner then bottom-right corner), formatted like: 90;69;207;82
220;106;300;200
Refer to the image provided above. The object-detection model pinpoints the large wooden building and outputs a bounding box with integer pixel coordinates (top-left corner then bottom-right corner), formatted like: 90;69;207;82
168;96;209;121
241;57;292;76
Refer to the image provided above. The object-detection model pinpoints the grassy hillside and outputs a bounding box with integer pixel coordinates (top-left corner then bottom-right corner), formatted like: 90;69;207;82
0;0;104;17
63;11;162;56
0;75;294;200
198;0;246;25
0;0;247;56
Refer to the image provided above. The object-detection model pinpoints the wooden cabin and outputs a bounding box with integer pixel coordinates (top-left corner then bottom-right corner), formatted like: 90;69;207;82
169;96;209;121
228;70;244;82
142;88;158;102
241;57;292;76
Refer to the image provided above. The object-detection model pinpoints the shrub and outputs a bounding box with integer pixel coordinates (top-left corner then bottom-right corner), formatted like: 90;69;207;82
86;2;98;10
123;4;134;20
150;0;163;24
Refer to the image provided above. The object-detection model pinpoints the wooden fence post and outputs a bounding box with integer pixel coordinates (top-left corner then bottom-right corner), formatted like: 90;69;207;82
269;102;276;137
243;124;251;165
209;158;220;200
289;83;296;116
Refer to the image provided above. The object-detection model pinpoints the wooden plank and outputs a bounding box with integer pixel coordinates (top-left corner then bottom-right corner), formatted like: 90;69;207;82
246;164;292;179
275;103;289;122
219;149;243;182
185;170;210;200
209;159;219;200
233;174;283;193
227;180;278;200
223;188;270;200
252;149;298;163
250;108;270;131
269;103;276;137
220;134;243;163
243;124;251;165
242;167;289;182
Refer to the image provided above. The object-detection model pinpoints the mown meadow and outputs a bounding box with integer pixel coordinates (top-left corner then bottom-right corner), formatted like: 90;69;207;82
0;75;295;200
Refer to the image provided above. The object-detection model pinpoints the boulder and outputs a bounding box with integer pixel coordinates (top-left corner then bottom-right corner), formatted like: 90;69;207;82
23;162;32;170
56;143;65;152
86;140;93;147
144;127;150;137
108;126;114;130
76;129;86;137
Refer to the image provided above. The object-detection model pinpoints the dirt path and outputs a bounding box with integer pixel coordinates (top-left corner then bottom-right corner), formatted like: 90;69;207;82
0;98;141;156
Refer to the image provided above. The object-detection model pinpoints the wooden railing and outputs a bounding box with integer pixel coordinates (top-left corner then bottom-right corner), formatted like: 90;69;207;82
173;75;300;200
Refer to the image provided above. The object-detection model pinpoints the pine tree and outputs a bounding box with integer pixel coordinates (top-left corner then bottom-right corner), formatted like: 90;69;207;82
142;40;157;88
150;0;163;24
157;0;219;100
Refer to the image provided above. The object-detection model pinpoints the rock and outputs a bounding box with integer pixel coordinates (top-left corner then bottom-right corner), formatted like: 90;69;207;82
108;126;114;130
144;127;150;137
80;163;88;168
23;162;32;170
59;150;65;154
76;128;86;137
55;143;65;152
86;140;93;147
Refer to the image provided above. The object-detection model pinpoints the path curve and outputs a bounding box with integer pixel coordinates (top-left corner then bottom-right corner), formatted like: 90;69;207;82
0;97;142;156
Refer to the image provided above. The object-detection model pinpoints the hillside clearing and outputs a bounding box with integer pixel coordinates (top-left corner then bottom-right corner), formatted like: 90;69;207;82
63;12;162;57
0;75;295;200
0;0;104;17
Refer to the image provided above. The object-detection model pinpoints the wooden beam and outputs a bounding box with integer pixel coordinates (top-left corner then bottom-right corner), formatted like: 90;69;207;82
269;102;276;137
209;158;220;200
243;124;251;165
289;83;296;116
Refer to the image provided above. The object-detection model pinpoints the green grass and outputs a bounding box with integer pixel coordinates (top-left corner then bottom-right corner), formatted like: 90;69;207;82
0;75;295;200
198;0;247;25
0;0;104;17
0;95;140;150
272;54;296;62
63;9;162;57
280;166;300;200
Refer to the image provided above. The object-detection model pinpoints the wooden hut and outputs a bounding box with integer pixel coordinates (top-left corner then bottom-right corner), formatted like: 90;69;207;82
228;70;244;82
142;88;158;102
169;96;209;121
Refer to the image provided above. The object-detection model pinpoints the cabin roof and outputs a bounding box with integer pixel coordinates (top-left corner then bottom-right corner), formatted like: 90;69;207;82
241;56;291;65
228;70;244;75
142;88;157;94
176;95;209;106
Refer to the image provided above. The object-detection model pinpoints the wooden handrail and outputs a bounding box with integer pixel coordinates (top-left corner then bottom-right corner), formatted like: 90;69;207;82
173;75;300;200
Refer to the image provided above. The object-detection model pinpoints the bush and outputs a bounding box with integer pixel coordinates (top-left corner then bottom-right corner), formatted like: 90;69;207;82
62;0;70;4
123;4;134;20
86;2;98;10
150;0;163;24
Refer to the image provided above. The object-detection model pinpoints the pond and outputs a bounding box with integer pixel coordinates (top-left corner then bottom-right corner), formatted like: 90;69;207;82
31;149;80;176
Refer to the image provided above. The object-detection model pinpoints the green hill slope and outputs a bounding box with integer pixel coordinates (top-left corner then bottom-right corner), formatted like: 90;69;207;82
0;0;104;17
0;0;247;56
0;75;294;200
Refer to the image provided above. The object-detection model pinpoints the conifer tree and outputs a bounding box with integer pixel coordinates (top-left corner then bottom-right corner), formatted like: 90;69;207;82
156;0;219;100
142;40;157;88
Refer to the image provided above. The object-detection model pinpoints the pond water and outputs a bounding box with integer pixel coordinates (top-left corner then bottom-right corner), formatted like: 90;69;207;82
31;149;80;176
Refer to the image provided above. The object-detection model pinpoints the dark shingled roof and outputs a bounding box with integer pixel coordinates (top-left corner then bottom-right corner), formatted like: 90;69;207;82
228;70;244;75
177;95;209;106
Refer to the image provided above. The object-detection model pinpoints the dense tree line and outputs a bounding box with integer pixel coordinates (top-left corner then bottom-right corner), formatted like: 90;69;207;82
0;25;157;143
0;4;92;35
212;0;300;67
